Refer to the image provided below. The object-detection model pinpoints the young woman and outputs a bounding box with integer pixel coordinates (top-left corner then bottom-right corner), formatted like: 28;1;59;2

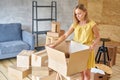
48;4;100;80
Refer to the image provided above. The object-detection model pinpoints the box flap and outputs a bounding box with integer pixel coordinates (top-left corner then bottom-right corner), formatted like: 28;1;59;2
46;46;67;75
69;41;89;53
67;49;90;76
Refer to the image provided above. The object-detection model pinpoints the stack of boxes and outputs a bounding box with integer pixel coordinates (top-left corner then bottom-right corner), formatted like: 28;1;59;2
8;21;65;80
46;21;65;45
8;50;34;80
8;50;49;80
31;50;49;80
8;21;113;80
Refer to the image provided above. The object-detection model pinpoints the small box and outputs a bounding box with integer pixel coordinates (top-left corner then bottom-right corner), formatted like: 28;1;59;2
46;36;59;44
51;21;60;33
47;31;60;37
31;50;48;67
32;67;49;77
8;65;31;80
17;50;34;68
46;41;90;76
47;30;65;37
91;73;109;80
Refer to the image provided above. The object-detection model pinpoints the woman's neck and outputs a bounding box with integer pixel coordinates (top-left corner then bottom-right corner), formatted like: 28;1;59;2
79;20;87;26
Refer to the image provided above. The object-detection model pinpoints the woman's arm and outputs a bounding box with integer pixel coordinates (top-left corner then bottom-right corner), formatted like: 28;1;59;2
49;26;74;48
90;25;100;49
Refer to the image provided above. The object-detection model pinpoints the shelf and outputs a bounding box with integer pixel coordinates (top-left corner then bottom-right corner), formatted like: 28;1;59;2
32;1;57;50
33;30;49;34
33;18;56;21
33;5;56;7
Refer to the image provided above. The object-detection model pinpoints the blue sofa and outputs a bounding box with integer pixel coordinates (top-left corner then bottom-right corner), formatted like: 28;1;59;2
0;23;35;59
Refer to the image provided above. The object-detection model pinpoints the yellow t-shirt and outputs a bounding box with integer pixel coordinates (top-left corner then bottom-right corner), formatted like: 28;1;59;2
72;20;96;69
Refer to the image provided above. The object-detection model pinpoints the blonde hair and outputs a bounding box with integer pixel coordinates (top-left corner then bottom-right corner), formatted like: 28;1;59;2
73;4;89;24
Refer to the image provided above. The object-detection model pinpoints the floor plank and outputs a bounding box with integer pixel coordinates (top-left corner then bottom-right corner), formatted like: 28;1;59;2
0;54;120;80
0;71;7;80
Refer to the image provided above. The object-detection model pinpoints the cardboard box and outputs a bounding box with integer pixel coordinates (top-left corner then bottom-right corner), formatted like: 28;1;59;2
32;75;44;80
8;65;31;80
64;73;82;80
47;31;60;37
46;36;59;44
32;75;41;80
47;30;65;38
51;21;60;33
32;67;49;77
31;50;48;67
91;73;109;80
108;46;117;66
46;41;90;76
17;50;34;68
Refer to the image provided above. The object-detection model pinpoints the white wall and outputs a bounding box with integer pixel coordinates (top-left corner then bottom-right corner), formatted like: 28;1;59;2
0;0;77;45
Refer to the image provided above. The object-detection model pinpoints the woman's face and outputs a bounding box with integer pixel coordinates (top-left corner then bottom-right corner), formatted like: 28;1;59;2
75;8;86;21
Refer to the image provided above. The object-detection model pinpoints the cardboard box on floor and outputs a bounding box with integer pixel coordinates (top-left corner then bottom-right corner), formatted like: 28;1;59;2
46;41;90;76
91;73;110;80
31;50;48;67
32;67;49;77
8;65;31;80
17;50;34;68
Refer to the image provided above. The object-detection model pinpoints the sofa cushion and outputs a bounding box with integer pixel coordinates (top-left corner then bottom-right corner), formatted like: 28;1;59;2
0;41;30;55
0;23;22;42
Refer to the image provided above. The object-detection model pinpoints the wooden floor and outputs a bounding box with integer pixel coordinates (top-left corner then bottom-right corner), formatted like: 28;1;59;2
0;54;120;80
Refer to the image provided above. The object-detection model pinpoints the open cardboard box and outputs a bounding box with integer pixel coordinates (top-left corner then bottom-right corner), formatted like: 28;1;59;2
46;41;90;76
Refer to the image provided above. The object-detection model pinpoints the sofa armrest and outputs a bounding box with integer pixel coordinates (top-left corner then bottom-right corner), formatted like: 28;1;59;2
22;30;35;50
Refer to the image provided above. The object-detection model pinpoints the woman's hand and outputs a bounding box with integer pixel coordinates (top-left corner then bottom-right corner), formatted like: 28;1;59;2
48;44;56;48
89;44;95;50
45;43;56;48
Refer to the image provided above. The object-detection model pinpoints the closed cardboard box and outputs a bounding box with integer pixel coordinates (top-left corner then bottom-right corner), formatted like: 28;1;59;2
51;21;60;33
32;67;49;77
47;30;65;37
17;50;34;68
8;65;31;80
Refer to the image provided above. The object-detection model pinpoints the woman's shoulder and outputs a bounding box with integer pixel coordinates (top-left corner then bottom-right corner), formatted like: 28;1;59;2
71;22;78;28
88;19;96;26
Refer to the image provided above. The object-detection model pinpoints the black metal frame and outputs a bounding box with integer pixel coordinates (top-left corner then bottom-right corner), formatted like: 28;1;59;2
32;1;57;50
95;38;110;65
